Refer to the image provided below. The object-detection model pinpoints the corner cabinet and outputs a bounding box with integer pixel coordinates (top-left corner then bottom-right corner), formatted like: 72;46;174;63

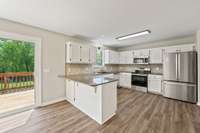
66;42;96;64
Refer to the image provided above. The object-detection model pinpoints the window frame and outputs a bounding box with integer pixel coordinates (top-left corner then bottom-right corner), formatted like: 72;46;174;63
95;46;104;68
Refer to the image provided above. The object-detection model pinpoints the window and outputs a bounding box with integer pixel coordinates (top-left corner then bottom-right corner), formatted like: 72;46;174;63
96;47;103;66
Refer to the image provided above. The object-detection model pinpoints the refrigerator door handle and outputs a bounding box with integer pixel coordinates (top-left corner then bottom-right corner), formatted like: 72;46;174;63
175;53;178;80
178;53;181;81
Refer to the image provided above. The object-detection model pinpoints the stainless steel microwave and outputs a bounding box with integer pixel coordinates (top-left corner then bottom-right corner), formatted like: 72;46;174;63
133;57;149;64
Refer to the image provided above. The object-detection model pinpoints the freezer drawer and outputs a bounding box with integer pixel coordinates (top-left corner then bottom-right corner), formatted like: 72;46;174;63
163;81;197;103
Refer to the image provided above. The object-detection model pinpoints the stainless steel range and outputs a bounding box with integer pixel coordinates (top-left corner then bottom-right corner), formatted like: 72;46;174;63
132;69;151;92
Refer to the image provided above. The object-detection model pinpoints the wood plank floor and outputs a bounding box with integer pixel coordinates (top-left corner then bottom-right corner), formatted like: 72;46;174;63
7;88;200;133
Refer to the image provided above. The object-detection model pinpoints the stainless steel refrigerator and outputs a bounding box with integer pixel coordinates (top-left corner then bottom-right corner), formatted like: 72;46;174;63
163;51;197;103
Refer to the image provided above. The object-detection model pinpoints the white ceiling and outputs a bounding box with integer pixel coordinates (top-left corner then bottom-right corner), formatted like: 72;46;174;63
0;0;200;47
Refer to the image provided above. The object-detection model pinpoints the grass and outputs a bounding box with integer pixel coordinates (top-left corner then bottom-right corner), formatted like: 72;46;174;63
0;81;34;90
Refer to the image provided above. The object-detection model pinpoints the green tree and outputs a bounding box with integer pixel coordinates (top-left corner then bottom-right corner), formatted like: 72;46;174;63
0;38;34;73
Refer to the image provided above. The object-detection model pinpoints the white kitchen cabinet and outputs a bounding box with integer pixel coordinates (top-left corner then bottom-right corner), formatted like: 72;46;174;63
66;79;117;124
133;49;149;57
89;46;97;64
66;42;96;64
163;44;195;53
119;73;132;88
148;74;162;94
104;50;119;64
114;74;119;86
149;48;163;64
66;79;75;103
66;43;81;63
119;51;133;64
80;45;90;63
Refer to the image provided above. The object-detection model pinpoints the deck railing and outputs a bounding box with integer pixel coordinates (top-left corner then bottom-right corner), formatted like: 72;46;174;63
0;72;34;92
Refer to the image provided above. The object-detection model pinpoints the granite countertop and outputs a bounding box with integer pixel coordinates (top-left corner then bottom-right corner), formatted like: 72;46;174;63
58;75;118;86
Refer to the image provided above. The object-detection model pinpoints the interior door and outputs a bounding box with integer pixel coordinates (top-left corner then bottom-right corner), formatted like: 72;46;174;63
178;52;197;83
163;52;177;81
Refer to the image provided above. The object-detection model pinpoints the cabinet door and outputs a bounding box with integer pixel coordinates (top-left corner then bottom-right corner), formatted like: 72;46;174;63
149;48;163;64
133;50;142;58
80;45;90;63
148;75;162;94
164;46;179;53
66;43;81;63
66;79;75;102
119;75;124;86
140;49;150;57
119;52;124;64
126;51;133;64
114;52;119;64
89;46;97;64
179;44;195;52
148;79;162;94
104;50;110;64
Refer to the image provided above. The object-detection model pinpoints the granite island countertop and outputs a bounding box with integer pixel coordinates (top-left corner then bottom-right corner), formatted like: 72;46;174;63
58;74;118;86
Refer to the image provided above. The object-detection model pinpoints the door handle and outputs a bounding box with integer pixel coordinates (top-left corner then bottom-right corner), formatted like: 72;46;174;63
176;53;178;80
178;53;181;81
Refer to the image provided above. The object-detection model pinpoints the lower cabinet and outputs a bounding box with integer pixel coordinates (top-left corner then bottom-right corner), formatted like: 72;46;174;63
119;73;132;88
148;75;162;94
66;79;75;103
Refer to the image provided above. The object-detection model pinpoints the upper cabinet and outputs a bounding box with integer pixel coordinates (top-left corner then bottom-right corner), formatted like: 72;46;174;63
104;50;119;64
133;49;150;57
163;44;196;53
149;48;163;64
119;51;133;64
66;42;81;63
89;46;97;64
80;45;90;63
66;42;96;64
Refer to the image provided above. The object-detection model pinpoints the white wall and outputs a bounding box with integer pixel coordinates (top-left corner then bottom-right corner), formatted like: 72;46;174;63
0;18;91;104
197;30;200;105
117;36;195;51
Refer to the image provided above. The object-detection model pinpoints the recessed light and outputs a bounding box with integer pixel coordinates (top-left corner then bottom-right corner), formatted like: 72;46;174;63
116;30;151;41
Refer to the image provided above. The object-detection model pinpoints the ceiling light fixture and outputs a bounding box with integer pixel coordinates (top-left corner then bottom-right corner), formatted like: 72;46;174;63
116;30;151;41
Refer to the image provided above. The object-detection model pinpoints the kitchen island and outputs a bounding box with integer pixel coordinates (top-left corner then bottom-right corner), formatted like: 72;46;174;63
59;74;118;125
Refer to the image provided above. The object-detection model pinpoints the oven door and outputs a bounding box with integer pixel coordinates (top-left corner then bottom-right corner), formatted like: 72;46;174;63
132;75;147;87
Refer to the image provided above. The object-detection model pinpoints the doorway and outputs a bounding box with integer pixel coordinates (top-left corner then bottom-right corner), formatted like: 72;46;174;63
0;31;41;117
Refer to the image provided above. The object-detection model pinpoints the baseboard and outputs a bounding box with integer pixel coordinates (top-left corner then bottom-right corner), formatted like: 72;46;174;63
40;97;66;107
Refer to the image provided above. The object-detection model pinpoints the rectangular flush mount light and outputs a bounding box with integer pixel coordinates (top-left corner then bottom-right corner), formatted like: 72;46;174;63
116;30;151;40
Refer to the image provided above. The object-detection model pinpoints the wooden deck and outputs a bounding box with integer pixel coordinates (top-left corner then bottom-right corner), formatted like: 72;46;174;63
0;89;34;114
7;88;200;133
